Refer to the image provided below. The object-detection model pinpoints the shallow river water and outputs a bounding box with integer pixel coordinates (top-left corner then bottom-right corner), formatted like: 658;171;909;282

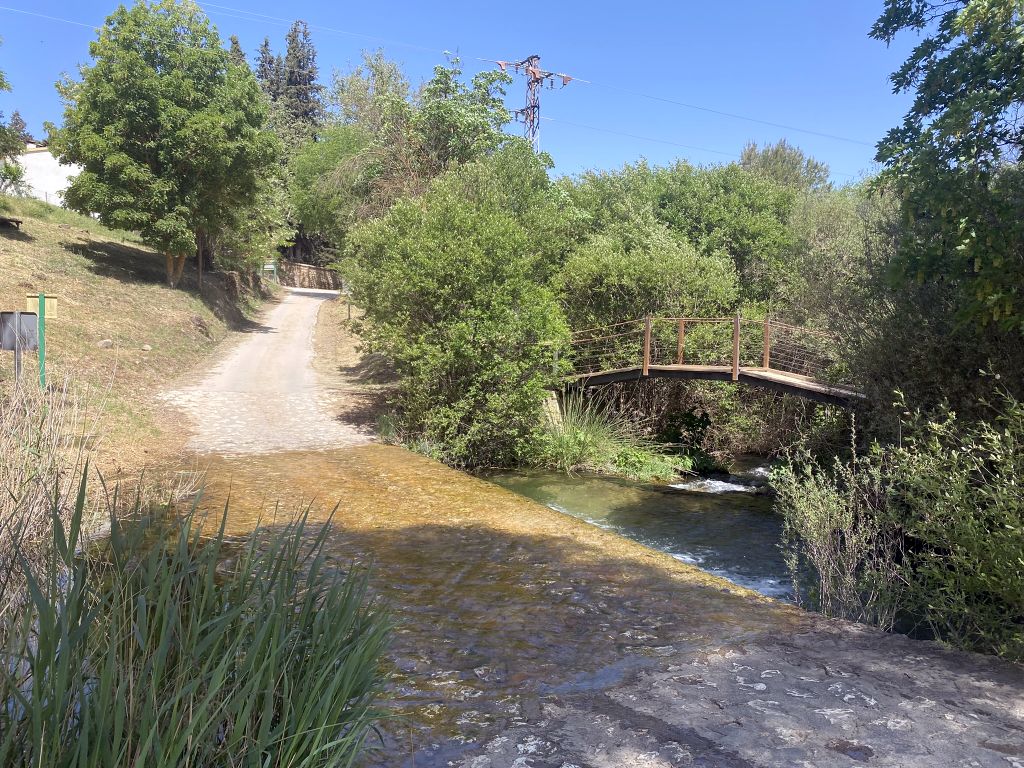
191;445;1024;768
194;445;795;766
484;465;792;600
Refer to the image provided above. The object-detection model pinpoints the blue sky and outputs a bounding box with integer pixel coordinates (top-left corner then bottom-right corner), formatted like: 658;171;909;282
0;1;919;181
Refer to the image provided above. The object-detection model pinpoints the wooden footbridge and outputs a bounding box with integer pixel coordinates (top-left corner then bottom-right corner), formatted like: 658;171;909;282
564;316;863;405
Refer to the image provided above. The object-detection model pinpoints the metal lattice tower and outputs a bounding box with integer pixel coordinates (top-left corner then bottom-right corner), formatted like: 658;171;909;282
499;55;573;152
517;55;543;150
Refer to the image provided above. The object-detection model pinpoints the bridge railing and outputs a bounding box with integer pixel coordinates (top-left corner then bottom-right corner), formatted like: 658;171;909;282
567;315;853;386
568;319;645;375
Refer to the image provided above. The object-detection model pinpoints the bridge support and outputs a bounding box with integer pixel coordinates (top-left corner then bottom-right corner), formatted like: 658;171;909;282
642;316;652;376
731;314;741;381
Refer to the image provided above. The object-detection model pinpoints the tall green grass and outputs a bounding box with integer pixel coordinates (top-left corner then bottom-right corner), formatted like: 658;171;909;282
533;393;689;481
0;473;391;767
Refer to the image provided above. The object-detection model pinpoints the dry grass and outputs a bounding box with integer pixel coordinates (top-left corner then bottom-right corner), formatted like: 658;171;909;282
0;380;88;614
0;195;263;476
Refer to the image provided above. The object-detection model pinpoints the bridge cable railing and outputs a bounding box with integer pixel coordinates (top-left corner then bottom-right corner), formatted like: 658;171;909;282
566;315;854;388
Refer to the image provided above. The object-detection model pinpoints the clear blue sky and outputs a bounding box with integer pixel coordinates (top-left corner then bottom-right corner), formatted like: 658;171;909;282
0;1;918;182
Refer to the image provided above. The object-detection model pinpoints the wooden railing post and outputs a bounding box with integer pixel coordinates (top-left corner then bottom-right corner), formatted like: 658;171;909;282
642;316;652;376
676;319;686;365
731;313;741;381
762;315;771;370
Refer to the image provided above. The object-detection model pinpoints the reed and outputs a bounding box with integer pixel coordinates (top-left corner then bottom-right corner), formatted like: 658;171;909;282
0;473;391;767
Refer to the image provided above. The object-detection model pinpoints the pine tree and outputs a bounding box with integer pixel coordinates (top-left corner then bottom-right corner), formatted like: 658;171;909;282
255;37;280;100
228;35;247;68
282;21;322;127
8;110;29;143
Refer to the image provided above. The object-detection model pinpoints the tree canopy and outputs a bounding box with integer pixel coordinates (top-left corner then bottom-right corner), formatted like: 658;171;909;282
50;0;279;286
740;139;832;193
873;0;1024;329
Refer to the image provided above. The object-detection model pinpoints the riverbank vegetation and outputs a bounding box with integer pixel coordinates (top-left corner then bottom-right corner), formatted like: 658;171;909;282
533;394;689;482
3;0;1020;673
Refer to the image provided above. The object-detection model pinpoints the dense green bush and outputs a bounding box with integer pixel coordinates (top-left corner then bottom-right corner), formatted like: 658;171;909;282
652;162;796;304
774;394;1024;661
346;143;572;466
0;475;391;766
557;219;738;330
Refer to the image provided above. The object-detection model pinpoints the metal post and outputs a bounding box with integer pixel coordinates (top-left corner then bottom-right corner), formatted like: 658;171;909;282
13;311;22;386
676;319;686;365
37;294;45;389
642;316;652;376
762;315;771;370
731;313;741;381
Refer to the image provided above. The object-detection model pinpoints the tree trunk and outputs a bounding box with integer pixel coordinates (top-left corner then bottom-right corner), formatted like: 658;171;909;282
172;254;187;287
166;253;176;287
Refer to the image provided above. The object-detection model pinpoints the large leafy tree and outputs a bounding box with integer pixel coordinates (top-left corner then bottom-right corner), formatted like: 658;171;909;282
50;0;279;287
872;0;1024;329
653;162;796;304
347;143;571;466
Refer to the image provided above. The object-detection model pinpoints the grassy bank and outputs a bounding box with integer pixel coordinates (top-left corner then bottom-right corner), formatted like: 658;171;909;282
0;195;268;475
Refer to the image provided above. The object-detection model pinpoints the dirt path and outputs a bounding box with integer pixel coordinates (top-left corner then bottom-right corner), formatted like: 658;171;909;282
167;293;1024;768
162;287;374;454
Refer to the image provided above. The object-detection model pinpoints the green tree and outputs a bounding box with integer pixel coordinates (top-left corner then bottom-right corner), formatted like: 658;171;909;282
872;0;1024;329
0;43;26;194
255;37;280;100
411;60;512;177
330;50;409;135
50;0;279;287
289;123;371;245
740;139;831;193
557;220;738;331
7;111;29;143
654;162;796;304
282;21;322;128
347;143;571;466
228;34;246;68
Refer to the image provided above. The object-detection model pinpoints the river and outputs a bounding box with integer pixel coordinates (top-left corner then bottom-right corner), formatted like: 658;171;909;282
484;461;793;600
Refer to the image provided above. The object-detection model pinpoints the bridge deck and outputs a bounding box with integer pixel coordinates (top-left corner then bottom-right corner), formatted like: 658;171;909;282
567;364;863;405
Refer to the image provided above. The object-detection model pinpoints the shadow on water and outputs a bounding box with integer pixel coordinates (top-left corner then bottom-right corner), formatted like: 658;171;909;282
192;445;801;767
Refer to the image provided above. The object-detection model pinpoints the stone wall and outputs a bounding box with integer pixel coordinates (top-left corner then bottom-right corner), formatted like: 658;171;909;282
278;261;342;291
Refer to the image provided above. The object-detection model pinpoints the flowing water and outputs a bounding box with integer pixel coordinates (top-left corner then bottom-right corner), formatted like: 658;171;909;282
193;445;797;767
484;462;793;600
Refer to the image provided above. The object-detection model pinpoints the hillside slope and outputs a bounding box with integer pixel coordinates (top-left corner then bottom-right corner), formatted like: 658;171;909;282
0;195;268;475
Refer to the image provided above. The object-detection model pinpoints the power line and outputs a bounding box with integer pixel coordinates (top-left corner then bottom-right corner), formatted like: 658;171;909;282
583;81;875;147
0;2;876;155
198;2;443;55
0;5;95;29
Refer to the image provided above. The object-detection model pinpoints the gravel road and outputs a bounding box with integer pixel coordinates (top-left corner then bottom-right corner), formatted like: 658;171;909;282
162;287;372;454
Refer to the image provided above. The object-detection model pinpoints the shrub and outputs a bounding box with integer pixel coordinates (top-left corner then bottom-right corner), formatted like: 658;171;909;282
0;474;391;766
772;443;905;629
774;394;1024;661
557;219;738;332
346;143;572;466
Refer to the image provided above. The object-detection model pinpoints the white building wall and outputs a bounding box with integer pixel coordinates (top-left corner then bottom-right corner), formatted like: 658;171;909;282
18;148;81;205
